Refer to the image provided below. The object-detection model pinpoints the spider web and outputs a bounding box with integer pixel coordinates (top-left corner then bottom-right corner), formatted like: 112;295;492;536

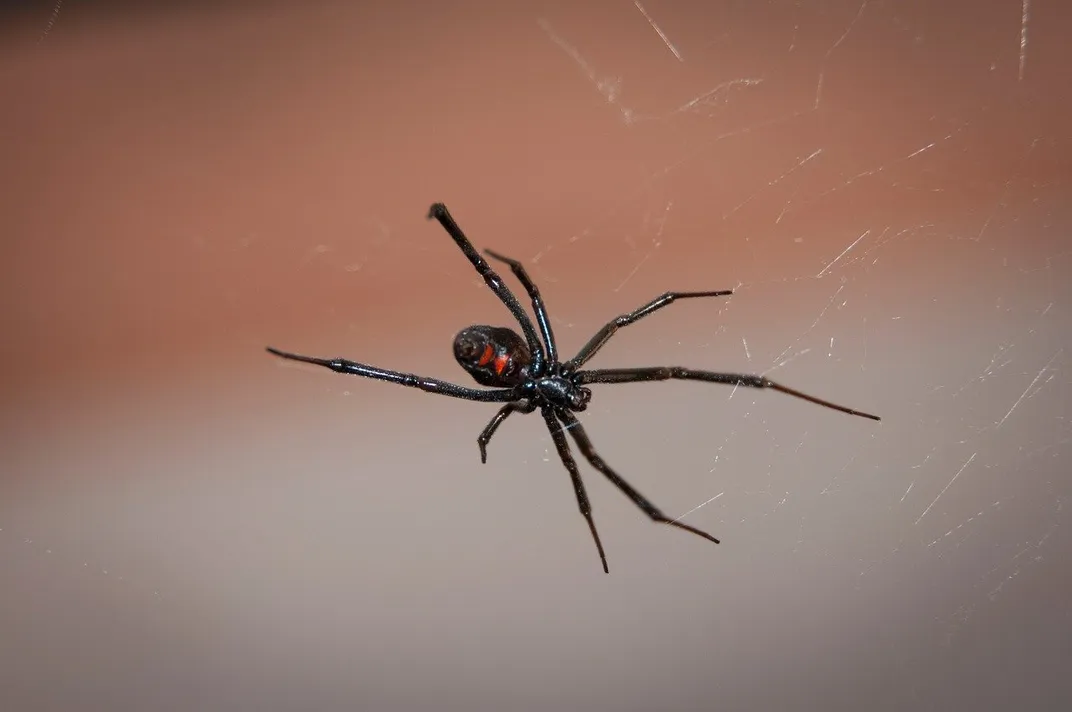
1;1;1069;710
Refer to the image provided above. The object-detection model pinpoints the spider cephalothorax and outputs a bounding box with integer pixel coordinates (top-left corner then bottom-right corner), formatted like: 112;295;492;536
268;203;880;573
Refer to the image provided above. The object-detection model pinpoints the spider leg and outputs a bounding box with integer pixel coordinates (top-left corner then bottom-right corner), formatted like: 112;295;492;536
557;409;722;546
578;367;881;420
477;400;536;464
427;203;546;374
542;406;610;573
484;249;558;365
567;290;733;369
266;347;516;402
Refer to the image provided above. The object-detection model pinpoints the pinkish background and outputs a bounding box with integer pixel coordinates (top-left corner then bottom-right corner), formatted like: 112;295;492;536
2;1;1070;710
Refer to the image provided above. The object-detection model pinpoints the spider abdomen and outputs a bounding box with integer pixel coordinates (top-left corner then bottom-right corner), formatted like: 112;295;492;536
453;325;531;387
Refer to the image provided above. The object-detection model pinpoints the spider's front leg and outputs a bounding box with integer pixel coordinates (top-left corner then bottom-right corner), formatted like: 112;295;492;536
567;290;733;369
542;407;610;573
577;367;880;420
557;409;721;546
477;400;536;464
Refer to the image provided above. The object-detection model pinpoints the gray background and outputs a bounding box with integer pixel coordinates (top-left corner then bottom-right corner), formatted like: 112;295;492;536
2;1;1070;710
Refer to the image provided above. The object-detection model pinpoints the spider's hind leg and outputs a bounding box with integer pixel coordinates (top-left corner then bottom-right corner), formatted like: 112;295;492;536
426;203;547;374
484;248;558;365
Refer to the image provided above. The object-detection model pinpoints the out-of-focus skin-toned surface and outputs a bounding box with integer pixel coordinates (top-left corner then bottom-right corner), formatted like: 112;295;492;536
2;1;1070;710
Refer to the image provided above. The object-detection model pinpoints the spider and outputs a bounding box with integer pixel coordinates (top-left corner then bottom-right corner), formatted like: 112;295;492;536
267;203;881;573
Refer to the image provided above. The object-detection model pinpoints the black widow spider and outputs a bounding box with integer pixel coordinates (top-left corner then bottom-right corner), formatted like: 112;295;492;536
267;203;880;573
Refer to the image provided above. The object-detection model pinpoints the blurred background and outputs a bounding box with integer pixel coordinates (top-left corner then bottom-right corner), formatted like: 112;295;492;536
1;1;1069;710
